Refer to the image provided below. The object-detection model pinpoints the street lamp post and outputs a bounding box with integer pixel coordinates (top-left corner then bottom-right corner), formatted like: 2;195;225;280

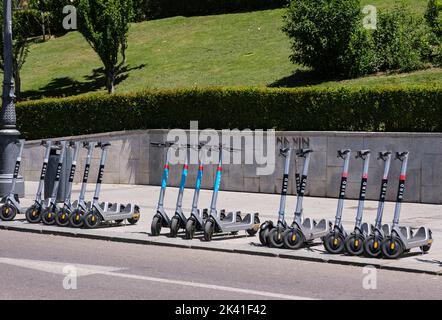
0;0;24;197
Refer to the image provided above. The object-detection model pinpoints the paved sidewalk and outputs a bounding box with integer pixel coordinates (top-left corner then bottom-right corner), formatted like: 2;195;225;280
1;182;441;275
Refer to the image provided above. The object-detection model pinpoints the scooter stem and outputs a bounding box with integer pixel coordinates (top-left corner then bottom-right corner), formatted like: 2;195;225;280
278;148;291;223
64;142;80;204
294;149;312;223
93;142;110;204
9;140;25;195
374;151;392;229
334;149;351;227
354;150;371;229
35;140;53;202
78;142;95;203
392;152;409;228
209;146;223;215
175;148;189;210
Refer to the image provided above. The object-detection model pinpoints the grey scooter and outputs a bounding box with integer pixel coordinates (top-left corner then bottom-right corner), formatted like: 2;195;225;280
282;149;332;249
343;150;372;256
0;140;25;221
322;149;352;254
82;142;141;229
25;140;54;223
41;141;68;225
381;152;433;259
54;141;81;227
69;141;96;228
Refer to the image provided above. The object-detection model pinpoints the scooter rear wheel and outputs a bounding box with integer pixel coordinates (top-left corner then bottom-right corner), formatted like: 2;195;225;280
128;207;141;225
246;216;260;236
84;211;102;229
69;209;86;228
0;203;17;221
151;215;162;236
55;208;71;227
381;236;404;259
41;208;58;225
344;233;365;256
185;218;196;240
203;219;215;242
169;217;180;238
363;235;383;258
25;205;42;224
323;232;345;254
268;227;285;248
283;227;305;249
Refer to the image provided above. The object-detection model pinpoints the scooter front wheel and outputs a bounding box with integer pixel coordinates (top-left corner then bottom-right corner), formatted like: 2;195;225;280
151;215;162;236
344;233;365;256
363;235;383;258
323;232;345;254
203;219;215;242
25;205;42;224
55;208;71;227
283;227;305;250
84;211;102;229
0;203;17;221
69;209;85;228
268;227;285;248
381;236;404;259
41;208;58;225
169;217;180;238
185;218;196;240
259;225;270;246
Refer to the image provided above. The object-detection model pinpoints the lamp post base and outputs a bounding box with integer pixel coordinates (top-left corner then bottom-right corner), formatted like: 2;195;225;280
0;128;25;198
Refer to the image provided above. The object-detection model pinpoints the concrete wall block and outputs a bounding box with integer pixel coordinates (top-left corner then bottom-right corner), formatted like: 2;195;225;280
421;185;442;204
421;154;442;186
244;177;260;193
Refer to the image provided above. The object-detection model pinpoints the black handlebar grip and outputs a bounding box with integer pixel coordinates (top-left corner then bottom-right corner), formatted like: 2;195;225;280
378;151;392;160
356;149;371;159
96;141;111;148
395;151;409;160
337;149;351;158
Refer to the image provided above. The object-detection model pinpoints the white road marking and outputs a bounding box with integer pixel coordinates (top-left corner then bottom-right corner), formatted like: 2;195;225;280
0;257;315;300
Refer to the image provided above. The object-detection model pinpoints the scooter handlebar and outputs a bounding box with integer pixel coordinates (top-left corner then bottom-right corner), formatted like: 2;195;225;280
356;149;371;159
378;151;392;161
296;148;313;157
337;149;351;159
395;151;409;161
96;141;111;149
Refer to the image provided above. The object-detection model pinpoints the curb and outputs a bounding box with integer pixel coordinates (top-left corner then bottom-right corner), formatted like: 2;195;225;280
0;223;439;276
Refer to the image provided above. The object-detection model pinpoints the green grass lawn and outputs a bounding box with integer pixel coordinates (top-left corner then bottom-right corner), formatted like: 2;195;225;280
19;1;439;100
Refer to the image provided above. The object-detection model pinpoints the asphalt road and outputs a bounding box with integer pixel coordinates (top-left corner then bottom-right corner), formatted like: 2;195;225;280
0;230;441;300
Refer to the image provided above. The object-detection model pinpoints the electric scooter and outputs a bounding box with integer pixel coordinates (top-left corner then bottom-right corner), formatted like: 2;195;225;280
25;140;55;223
151;141;178;236
343;150;372;256
282;150;332;250
363;151;392;258
381;152;433;259
169;143;205;238
258;147;293;246
184;146;209;240
54;141;81;227
0;140;25;221
41;141;68;225
68;141;96;228
202;145;260;242
82;142;141;229
322;149;352;254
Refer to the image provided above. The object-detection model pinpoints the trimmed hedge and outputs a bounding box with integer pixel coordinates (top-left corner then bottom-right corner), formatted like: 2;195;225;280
134;0;288;20
16;86;442;140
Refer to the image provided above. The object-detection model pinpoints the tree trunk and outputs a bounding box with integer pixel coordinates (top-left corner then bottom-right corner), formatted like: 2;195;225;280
13;70;21;100
41;12;46;42
106;67;116;94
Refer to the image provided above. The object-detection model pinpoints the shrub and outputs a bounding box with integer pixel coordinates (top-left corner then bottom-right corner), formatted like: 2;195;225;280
282;0;370;78
372;7;433;72
15;86;442;140
426;0;442;38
